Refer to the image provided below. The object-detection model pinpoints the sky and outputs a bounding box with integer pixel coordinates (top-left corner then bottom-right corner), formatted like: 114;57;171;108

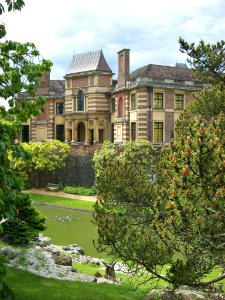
1;0;225;80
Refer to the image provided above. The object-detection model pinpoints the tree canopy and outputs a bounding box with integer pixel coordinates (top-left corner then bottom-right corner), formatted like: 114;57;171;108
0;0;25;16
0;1;52;297
94;115;225;292
11;140;71;187
179;37;225;86
176;38;225;139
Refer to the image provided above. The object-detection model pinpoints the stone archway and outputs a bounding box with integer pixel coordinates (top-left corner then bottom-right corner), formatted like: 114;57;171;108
77;122;85;142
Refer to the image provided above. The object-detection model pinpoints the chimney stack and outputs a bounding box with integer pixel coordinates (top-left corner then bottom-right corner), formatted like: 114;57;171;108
117;49;130;87
36;72;50;95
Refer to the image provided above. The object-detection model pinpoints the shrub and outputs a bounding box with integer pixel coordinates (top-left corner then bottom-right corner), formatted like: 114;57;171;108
63;186;96;196
2;194;46;245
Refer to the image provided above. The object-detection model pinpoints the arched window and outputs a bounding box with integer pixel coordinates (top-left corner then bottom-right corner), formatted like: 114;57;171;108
118;97;123;118
77;90;84;111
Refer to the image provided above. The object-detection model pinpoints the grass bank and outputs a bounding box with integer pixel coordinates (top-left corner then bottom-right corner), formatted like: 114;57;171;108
29;193;94;211
5;267;145;300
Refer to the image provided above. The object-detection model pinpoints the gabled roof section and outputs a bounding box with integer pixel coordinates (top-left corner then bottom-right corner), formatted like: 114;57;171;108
130;64;197;82
66;50;112;75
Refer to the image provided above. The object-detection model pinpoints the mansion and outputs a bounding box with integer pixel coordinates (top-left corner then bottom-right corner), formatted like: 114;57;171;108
20;49;203;145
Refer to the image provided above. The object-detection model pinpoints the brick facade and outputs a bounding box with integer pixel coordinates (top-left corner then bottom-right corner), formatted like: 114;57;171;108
21;49;202;147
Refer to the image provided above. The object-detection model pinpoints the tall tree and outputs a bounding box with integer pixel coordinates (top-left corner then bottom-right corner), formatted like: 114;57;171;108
0;1;52;298
176;38;225;139
179;38;225;86
94;116;225;293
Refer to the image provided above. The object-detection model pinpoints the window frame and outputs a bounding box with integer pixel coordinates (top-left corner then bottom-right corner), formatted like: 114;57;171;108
175;93;184;110
56;102;64;115
131;122;136;141
130;93;137;111
154;92;164;109
74;96;77;111
153;122;164;143
111;98;115;113
77;90;85;111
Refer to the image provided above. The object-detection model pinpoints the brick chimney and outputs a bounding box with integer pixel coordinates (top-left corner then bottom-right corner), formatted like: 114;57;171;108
117;49;130;87
36;72;50;95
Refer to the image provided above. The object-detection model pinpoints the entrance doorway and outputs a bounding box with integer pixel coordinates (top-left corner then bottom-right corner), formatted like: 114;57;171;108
78;122;85;142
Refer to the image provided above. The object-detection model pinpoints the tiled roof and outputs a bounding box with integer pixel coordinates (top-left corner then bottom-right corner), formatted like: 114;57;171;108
66;50;112;75
50;80;65;94
130;64;197;82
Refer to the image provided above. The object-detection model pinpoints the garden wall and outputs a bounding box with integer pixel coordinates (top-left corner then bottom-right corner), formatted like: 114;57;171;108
28;154;95;188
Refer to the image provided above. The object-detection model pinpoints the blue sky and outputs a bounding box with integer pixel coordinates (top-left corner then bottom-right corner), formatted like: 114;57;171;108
1;0;225;80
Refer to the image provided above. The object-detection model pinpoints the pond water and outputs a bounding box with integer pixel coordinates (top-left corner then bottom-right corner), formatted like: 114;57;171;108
34;204;107;259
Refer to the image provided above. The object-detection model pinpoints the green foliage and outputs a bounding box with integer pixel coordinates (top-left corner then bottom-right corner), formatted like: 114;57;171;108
0;256;14;299
2;194;46;245
179;38;225;86
63;186;96;196
93;140;158;276
94;119;225;292
0;0;52;295
177;38;225;139
21;140;71;171
176;85;225;139
10;140;71;187
93;140;156;206
155;114;225;286
0;0;25;15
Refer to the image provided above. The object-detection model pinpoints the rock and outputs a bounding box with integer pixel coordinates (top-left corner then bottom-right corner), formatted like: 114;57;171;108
62;246;70;251
76;247;85;255
35;234;51;247
52;252;72;266
96;277;119;284
61;244;84;255
71;267;77;273
144;289;225;300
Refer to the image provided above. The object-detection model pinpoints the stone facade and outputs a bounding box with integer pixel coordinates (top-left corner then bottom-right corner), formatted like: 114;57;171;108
20;49;203;146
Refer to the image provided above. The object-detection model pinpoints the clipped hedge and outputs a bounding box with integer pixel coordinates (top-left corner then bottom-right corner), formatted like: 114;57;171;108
63;186;96;196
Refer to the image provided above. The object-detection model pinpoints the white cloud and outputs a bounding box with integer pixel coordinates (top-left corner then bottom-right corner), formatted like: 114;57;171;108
0;0;224;80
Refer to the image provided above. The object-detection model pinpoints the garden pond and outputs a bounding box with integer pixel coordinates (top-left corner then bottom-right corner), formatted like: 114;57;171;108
34;204;107;259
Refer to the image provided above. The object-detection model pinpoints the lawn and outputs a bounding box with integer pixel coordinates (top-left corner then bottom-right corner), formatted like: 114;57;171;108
29;193;94;211
5;267;146;300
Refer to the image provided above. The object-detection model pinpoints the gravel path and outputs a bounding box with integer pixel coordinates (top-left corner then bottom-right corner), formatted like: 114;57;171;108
23;188;97;202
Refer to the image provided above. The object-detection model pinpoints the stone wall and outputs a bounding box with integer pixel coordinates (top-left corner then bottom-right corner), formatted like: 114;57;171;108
28;153;95;188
